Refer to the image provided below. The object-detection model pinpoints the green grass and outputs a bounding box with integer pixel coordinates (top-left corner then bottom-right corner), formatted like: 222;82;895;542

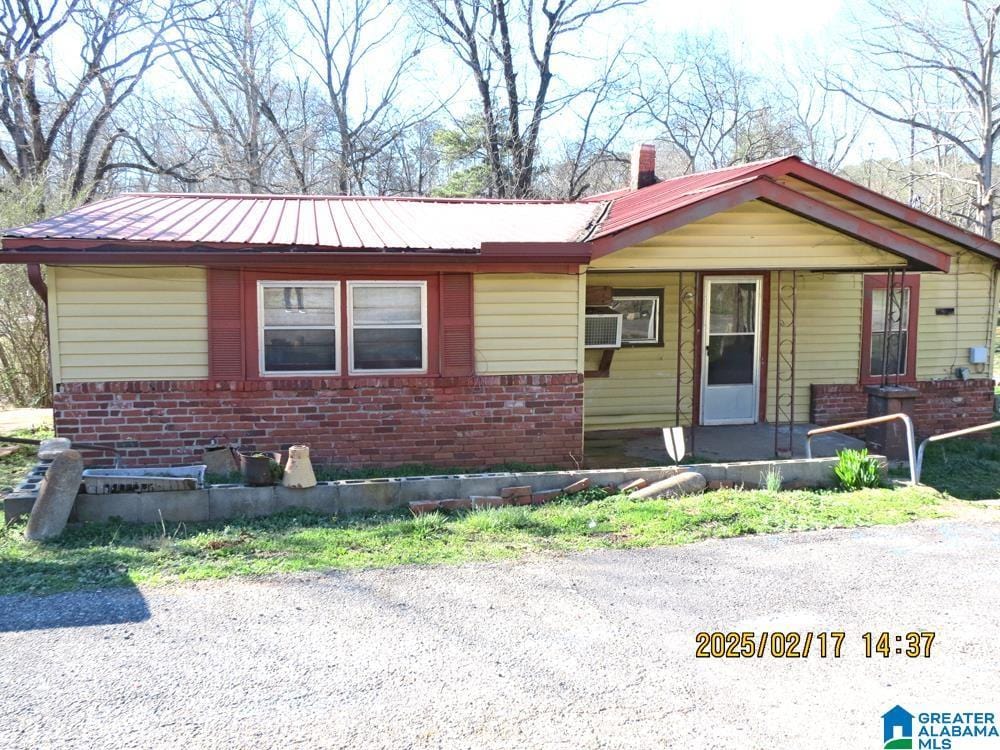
0;425;53;492
0;484;955;595
916;433;1000;500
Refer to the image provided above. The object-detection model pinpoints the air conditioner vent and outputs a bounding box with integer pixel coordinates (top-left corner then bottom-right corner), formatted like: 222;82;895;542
585;313;623;349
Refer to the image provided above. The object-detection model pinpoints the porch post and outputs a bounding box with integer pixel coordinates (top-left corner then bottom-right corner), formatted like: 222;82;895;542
675;271;699;455
773;270;797;457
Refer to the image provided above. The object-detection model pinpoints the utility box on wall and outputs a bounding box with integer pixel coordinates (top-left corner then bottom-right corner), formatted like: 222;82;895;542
969;346;989;364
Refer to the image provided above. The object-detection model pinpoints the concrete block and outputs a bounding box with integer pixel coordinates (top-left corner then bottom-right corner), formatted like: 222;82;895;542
3;496;35;525
397;475;461;502
209;485;276;519
135;490;211;523
275;483;339;514
450;473;512;497
74;493;142;523
337;478;401;513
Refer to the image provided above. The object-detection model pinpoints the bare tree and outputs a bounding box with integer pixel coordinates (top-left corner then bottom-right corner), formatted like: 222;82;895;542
283;0;431;195
0;0;199;203
636;35;800;173
546;46;637;199
828;0;1000;237
412;0;643;198
777;68;865;172
170;0;314;192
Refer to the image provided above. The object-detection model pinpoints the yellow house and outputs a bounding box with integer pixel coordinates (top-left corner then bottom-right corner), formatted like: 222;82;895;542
2;150;997;468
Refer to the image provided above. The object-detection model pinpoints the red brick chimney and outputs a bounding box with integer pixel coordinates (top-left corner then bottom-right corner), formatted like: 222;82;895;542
629;143;656;190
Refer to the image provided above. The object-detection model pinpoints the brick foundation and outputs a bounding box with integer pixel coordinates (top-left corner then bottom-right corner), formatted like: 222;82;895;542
54;374;584;469
811;379;996;437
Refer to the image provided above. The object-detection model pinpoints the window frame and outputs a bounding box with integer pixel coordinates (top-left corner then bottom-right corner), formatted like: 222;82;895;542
257;280;341;377
347;279;429;375
611;288;664;347
860;274;920;385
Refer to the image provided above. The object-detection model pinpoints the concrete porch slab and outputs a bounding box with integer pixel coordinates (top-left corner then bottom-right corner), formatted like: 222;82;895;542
585;423;865;468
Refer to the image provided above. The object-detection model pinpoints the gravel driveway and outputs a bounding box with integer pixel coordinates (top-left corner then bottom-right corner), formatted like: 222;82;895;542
2;515;1000;749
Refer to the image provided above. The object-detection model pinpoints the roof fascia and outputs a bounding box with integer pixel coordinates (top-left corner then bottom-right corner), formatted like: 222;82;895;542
757;160;1000;261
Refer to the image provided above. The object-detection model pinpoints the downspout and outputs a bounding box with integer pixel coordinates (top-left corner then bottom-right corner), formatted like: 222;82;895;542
27;263;47;310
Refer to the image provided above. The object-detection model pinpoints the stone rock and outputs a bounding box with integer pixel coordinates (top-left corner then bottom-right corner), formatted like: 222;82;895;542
37;438;72;460
25;449;84;541
282;445;317;489
629;471;707;500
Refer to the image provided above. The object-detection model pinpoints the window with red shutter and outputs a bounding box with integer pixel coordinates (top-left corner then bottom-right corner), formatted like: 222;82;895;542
207;268;246;379
439;273;474;376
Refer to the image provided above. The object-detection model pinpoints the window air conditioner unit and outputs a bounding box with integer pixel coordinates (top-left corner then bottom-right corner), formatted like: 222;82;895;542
585;312;623;349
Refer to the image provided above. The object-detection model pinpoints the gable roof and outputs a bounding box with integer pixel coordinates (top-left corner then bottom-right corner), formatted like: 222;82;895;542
584;155;999;262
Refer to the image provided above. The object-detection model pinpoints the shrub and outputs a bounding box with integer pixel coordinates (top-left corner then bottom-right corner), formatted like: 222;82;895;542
833;448;883;490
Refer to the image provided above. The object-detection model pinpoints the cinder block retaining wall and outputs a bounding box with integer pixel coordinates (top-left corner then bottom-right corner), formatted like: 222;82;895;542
53;375;584;469
3;457;860;525
811;379;995;436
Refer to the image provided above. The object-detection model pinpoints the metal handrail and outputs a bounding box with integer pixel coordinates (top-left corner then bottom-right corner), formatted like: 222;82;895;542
915;421;1000;483
805;413;917;485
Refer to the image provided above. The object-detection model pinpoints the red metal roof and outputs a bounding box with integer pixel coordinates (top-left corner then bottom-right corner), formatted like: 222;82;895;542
4;193;602;251
583;157;795;238
2;155;997;271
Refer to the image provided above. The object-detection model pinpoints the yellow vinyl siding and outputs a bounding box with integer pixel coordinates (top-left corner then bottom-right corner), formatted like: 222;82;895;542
781;177;999;379
916;252;996;379
763;273;862;423
590;201;907;272
584;272;680;430
48;266;208;383
474;273;582;374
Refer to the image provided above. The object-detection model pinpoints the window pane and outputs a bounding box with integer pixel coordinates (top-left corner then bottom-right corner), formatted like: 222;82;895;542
263;285;337;327
353;328;422;370
870;332;908;377
870;288;909;333
709;283;756;333
706;334;755;385
264;329;336;372
352;285;422;326
612;298;657;342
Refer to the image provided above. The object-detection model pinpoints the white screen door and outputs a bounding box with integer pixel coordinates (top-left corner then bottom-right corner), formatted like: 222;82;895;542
701;277;762;425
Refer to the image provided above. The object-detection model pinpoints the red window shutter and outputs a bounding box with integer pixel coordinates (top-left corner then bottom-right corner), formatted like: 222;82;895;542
440;273;475;376
207;268;245;379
